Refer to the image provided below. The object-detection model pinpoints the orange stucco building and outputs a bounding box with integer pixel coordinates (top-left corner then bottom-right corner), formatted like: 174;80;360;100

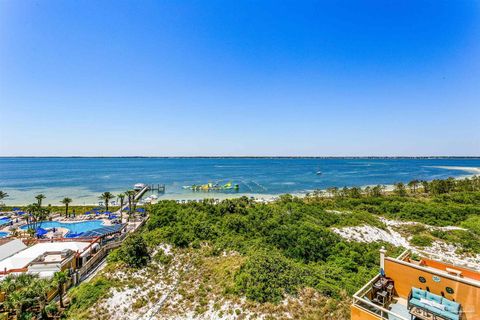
351;249;480;320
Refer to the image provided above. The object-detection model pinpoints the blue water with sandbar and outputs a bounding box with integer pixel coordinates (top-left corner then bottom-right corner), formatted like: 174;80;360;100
1;157;479;204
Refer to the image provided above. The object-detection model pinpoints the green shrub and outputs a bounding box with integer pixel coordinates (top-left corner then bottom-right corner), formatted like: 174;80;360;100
234;249;299;303
66;277;112;317
153;250;172;265
410;235;433;247
461;216;480;235
109;234;150;268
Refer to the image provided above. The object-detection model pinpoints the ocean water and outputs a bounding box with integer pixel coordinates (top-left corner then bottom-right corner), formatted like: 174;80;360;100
0;157;480;205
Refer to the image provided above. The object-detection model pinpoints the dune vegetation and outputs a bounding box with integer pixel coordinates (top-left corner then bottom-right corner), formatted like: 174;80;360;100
65;176;480;319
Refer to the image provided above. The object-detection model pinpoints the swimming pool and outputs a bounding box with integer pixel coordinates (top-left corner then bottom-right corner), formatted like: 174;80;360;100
0;232;9;238
20;220;105;236
0;217;11;227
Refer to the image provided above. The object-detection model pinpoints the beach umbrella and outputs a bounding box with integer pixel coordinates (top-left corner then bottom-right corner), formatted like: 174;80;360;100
85;211;92;215
36;227;48;237
123;207;130;211
136;208;145;213
16;211;25;215
104;211;112;215
12;207;20;211
66;232;83;238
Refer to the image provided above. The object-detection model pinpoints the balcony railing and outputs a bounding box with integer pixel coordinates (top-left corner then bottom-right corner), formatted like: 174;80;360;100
352;274;409;320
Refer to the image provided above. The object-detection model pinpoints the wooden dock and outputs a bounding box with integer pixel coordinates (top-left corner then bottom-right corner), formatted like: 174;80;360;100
115;183;165;214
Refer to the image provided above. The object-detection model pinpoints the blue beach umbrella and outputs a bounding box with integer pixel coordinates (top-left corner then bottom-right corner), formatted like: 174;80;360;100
36;227;48;237
123;207;130;211
104;211;112;215
12;207;20;211
85;211;92;215
136;208;145;213
16;211;25;215
66;232;83;238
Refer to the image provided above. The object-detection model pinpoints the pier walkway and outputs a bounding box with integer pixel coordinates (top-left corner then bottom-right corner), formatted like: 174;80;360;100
115;184;150;215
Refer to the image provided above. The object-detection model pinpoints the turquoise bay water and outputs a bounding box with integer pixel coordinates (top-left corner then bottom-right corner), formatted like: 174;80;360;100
20;220;105;235
1;157;480;204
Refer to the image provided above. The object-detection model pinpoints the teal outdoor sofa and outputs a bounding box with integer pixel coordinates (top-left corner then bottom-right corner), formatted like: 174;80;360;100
408;287;462;320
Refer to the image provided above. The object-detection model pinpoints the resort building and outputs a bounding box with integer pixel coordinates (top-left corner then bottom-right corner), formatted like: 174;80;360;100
0;238;98;279
351;248;480;320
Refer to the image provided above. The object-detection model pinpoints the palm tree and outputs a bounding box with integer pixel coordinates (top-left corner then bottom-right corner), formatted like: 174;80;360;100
53;271;69;309
33;278;52;319
60;197;72;218
125;190;136;216
26;203;49;232
0;190;7;209
117;194;125;221
0;190;8;201
35;194;46;207
394;182;407;196
99;192;114;211
407;179;420;194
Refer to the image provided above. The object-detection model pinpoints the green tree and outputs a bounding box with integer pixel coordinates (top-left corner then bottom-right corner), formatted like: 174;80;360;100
349;187;362;198
421;180;430;194
117;193;125;221
0;274;53;318
326;187;339;197
125;190;136;218
35;194;46;206
110;234;150;268
393;182;407;197
26;203;50;231
53;270;69;309
407;180;420;194
99;192;114;211
60;197;72;218
0;190;8;204
371;185;384;197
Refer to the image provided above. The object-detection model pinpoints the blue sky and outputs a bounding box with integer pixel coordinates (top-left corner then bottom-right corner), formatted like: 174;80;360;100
0;0;479;156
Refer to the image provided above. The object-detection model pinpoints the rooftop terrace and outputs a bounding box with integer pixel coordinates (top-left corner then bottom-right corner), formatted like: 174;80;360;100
352;249;480;320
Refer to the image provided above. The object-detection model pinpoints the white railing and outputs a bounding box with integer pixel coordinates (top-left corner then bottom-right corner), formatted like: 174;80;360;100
352;276;409;320
351;250;411;320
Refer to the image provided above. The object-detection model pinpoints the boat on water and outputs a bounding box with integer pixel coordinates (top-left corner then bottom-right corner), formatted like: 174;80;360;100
183;181;239;192
134;183;146;191
316;171;322;175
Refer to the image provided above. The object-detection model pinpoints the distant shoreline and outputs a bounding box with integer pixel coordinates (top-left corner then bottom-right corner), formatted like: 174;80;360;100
1;156;480;159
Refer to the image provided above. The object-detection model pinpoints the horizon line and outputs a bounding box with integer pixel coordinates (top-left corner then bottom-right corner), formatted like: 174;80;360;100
1;156;480;159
